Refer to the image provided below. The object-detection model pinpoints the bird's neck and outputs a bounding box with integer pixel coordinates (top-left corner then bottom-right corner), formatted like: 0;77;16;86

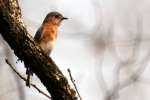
43;21;59;28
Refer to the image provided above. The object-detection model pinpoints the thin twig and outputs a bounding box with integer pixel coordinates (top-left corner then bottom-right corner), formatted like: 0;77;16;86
67;68;82;100
5;59;51;100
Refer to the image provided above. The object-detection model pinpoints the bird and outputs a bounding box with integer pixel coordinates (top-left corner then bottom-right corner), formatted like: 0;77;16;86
26;11;68;87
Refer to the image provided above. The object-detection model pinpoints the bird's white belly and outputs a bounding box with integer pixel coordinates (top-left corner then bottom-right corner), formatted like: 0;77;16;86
39;41;55;55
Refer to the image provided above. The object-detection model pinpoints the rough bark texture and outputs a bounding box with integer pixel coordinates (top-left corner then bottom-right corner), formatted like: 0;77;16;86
0;0;77;100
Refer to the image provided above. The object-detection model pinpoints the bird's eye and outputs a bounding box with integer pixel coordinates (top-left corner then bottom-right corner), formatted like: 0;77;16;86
55;15;59;18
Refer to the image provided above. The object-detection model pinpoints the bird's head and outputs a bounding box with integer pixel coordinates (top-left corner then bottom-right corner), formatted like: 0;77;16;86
43;11;68;26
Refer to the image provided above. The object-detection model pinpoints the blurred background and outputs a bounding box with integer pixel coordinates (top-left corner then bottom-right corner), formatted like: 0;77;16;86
1;0;150;100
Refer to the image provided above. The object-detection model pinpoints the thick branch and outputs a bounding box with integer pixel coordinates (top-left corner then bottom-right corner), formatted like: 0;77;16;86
0;0;77;100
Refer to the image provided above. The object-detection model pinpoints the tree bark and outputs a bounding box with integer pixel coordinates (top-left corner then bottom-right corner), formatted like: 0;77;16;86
0;0;77;100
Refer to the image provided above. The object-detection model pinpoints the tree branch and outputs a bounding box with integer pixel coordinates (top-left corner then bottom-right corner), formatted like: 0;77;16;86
5;59;51;99
0;0;77;100
67;69;82;100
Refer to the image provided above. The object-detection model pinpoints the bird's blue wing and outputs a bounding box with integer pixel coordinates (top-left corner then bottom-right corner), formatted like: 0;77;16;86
34;27;42;42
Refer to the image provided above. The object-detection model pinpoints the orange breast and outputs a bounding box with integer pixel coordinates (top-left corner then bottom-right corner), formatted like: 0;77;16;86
41;22;58;43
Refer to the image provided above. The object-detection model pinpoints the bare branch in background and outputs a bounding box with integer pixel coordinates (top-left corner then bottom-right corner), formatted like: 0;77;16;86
5;59;51;99
89;5;150;99
104;16;146;100
0;36;25;100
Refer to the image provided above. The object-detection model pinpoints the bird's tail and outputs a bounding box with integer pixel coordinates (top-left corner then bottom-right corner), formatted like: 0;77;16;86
26;68;33;87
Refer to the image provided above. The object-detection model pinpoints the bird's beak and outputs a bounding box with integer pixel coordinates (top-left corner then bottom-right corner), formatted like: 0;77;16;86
62;17;68;20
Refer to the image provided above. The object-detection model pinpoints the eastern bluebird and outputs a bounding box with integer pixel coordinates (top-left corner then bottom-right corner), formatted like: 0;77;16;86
26;11;68;87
